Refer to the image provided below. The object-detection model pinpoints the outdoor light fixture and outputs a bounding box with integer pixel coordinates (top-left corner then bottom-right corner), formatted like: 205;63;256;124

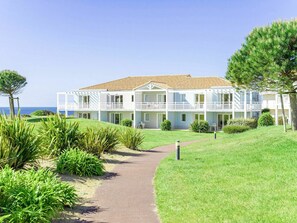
176;140;180;160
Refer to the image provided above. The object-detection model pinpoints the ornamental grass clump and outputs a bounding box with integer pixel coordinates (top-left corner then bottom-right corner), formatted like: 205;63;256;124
0;116;41;169
56;148;105;177
118;128;144;150
227;118;258;129
0;166;77;223
40;115;80;156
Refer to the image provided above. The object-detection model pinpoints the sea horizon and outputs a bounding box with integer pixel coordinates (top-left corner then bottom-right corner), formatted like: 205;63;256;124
0;107;74;115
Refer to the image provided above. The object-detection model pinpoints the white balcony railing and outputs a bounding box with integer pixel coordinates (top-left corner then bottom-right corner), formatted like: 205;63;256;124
136;102;166;110
168;103;204;110
207;103;233;110
57;103;99;111
101;103;124;110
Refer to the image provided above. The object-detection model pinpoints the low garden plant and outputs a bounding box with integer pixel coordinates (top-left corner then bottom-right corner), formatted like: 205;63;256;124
223;125;250;134
120;119;132;127
40;115;80;156
160;120;171;131
190;120;209;133
227;118;257;128
56;148;105;176
118;128;144;150
261;108;270;113
0;166;77;223
258;112;274;126
0;116;41;169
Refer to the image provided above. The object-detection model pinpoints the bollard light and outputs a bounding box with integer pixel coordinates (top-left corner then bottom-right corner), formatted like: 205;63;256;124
214;131;217;139
176;140;180;160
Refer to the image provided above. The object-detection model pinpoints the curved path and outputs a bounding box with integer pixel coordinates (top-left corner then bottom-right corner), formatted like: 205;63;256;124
83;141;197;223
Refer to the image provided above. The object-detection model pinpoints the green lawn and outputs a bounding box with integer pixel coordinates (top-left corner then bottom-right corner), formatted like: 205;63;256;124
27;117;205;150
155;126;297;222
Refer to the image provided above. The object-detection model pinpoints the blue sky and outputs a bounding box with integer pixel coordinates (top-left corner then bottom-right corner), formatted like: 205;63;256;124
0;0;296;106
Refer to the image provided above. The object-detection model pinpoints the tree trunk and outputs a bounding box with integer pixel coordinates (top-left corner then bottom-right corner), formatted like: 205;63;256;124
279;94;287;132
289;93;297;131
8;95;15;119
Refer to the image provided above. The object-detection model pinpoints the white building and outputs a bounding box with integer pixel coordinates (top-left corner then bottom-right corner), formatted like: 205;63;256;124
57;74;262;130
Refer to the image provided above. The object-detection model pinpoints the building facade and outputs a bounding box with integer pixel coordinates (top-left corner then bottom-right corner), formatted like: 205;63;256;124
57;75;262;130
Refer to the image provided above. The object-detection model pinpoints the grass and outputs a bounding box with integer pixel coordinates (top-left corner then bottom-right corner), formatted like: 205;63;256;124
155;126;297;222
27;117;205;150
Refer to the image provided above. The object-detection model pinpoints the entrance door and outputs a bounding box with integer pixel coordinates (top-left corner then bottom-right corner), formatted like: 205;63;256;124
157;113;166;127
110;113;122;124
218;114;232;129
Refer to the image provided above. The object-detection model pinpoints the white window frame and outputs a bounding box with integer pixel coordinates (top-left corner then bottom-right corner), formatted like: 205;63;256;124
144;113;150;122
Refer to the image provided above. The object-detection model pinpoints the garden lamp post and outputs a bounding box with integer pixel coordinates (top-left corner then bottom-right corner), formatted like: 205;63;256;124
176;140;180;160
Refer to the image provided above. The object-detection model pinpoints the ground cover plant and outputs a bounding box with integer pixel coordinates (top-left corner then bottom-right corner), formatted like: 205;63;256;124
155;126;297;222
0;166;77;223
0;116;41;169
56;148;104;176
120;119;132;127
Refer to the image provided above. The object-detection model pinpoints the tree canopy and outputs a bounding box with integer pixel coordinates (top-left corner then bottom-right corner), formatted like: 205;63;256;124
226;20;297;130
0;70;27;118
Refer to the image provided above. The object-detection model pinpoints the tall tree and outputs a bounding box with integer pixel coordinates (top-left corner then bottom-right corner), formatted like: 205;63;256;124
0;70;27;118
226;20;297;130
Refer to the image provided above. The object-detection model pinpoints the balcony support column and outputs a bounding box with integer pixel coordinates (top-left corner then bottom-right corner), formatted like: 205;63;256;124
133;91;137;128
244;90;247;119
165;90;169;120
275;94;278;125
65;93;68;118
204;90;207;121
232;91;235;119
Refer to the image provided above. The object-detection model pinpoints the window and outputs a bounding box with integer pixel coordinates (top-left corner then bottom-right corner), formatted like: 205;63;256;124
219;93;233;104
131;95;134;102
80;112;91;119
131;113;134;121
195;114;204;121
181;94;186;102
181;114;186;122
144;113;150;122
115;95;123;103
195;94;205;104
252;92;259;102
144;94;149;102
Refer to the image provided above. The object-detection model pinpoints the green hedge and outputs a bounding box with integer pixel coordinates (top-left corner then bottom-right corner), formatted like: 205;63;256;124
258;112;274;126
31;110;55;116
227;118;258;129
223;125;250;134
190;120;209;133
161;120;171;131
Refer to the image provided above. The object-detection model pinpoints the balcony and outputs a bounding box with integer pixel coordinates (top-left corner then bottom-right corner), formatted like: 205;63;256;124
57;103;99;111
136;102;166;110
207;103;233;110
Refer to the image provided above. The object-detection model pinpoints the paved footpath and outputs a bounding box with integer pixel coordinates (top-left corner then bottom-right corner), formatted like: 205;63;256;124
84;141;197;223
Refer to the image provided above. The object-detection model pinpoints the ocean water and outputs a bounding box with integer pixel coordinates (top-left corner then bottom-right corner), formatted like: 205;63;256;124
0;107;74;115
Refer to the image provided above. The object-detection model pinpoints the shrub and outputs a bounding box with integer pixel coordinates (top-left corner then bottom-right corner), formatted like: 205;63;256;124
118;128;144;150
40;115;80;156
190;120;209;133
258;112;274;126
0;166;77;222
121;119;132;127
0;116;41;169
21;114;31;118
160;120;171;131
227;118;258;129
31;110;55;116
56;148;104;177
78;127;119;156
223;125;250;134
261;108;270;113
